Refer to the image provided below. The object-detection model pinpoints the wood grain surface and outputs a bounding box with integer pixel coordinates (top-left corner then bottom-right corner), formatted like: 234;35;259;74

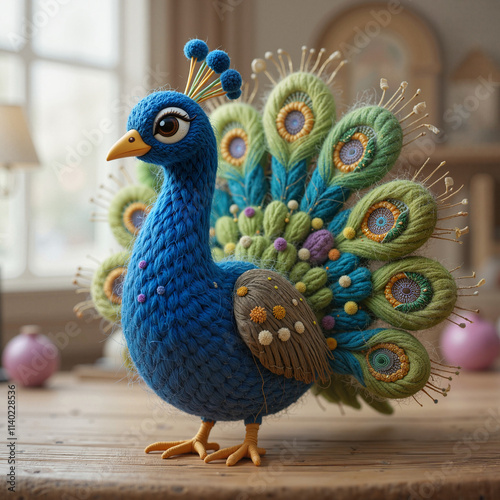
1;370;500;499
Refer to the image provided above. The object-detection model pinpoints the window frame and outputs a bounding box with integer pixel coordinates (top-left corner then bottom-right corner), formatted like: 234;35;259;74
1;0;150;292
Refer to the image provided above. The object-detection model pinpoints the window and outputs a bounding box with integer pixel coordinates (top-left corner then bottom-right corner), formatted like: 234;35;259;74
0;0;149;288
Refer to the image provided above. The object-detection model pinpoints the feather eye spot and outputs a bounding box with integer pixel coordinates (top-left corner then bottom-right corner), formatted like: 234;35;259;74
333;126;376;173
221;127;249;167
276;101;314;142
123;202;150;235
103;267;127;305
366;343;409;382
361;199;409;243
384;272;433;312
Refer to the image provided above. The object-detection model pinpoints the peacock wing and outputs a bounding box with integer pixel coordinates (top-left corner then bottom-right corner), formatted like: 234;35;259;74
233;269;333;384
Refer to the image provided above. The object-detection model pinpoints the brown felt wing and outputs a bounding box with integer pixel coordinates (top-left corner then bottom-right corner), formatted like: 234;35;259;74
233;269;333;384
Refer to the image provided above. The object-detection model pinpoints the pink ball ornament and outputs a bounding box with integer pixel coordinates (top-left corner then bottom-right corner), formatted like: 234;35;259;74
440;317;500;371
2;325;60;386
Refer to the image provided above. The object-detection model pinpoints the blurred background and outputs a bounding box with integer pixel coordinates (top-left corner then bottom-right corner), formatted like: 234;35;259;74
1;0;499;371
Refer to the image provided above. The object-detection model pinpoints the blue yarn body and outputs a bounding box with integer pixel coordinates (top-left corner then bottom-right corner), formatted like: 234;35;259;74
122;92;310;424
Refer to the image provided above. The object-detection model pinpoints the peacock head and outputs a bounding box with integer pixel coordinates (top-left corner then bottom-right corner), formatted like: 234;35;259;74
107;39;242;170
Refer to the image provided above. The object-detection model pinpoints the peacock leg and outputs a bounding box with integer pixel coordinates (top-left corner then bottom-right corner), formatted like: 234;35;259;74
145;420;219;460
204;423;266;466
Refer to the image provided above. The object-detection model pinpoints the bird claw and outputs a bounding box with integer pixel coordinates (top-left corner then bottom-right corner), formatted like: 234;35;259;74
204;442;266;466
145;421;219;460
204;423;265;466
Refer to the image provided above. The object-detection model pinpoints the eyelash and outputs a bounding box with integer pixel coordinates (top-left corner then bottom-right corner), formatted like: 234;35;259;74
155;112;196;129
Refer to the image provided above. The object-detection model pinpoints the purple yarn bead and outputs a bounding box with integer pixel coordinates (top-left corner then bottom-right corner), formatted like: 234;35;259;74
157;286;165;295
137;294;146;303
322;315;336;330
244;207;256;218
274;237;288;252
139;260;147;269
302;229;334;264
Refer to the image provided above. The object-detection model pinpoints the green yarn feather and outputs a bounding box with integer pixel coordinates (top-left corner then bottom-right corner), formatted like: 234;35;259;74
235;235;270;261
238;206;263;236
261;242;297;273
301;267;328;294
211;102;266;181
364;257;457;330
263;201;289;238
307;287;333;311
352;329;430;399
283;211;311;243
289;261;311;282
215;216;238;246
336;180;437;260
263;72;336;167
108;185;157;248
318;106;403;190
91;251;130;322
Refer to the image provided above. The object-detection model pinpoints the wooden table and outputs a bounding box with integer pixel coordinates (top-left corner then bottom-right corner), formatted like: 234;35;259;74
2;370;500;499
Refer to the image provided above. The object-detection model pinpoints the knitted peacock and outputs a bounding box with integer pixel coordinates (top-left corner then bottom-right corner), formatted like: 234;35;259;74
74;40;482;467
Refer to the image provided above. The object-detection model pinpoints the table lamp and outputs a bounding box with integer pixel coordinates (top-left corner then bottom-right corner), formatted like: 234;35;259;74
0;104;39;196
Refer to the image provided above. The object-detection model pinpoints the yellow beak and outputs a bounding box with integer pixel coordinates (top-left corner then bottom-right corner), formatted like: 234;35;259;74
106;130;152;161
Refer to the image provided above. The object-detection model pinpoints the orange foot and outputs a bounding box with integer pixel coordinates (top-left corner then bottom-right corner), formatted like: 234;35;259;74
145;420;219;460
205;423;266;466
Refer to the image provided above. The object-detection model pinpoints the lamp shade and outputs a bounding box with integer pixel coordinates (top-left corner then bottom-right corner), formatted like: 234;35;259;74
0;105;39;168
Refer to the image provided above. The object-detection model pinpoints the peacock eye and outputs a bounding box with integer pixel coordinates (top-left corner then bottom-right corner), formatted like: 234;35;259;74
220;126;248;167
153;107;194;144
365;343;409;382
123;202;150;235
103;267;127;305
384;272;433;313
361;199;409;243
333;126;376;173
276;92;315;142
